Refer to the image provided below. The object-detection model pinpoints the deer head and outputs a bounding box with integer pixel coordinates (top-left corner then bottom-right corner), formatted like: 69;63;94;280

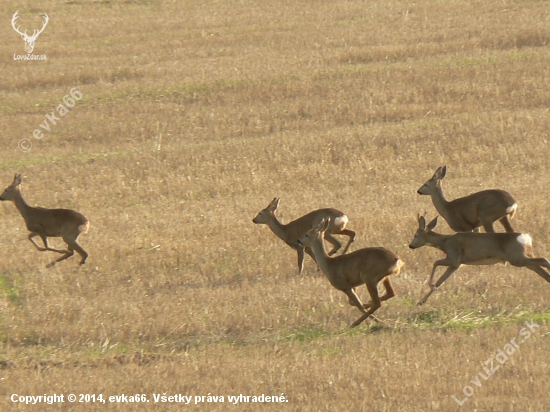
0;174;23;202
252;197;280;224
11;11;49;54
297;218;330;248
417;166;447;195
409;214;439;249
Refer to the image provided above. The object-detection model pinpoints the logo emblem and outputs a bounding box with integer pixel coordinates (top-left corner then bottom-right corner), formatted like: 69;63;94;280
11;11;49;54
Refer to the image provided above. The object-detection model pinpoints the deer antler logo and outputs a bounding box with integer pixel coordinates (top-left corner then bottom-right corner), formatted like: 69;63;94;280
11;11;49;54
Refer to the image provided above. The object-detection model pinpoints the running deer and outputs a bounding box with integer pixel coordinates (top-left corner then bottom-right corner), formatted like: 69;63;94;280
409;215;550;305
417;166;517;233
0;174;90;267
252;198;355;274
298;218;404;327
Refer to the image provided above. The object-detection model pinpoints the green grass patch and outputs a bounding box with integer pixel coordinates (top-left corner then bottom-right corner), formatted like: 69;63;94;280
408;308;550;331
0;273;21;306
283;326;330;343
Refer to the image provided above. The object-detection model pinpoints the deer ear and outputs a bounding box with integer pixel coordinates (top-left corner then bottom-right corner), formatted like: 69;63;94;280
418;215;426;230
440;166;447;179
427;216;439;231
268;197;280;210
13;174;22;186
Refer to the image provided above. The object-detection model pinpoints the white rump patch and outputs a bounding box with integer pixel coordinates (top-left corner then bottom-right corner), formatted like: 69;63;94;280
395;258;405;271
516;234;532;247
333;215;348;227
506;203;518;214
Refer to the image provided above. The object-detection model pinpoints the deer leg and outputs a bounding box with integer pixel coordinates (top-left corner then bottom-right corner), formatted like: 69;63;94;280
345;287;383;314
345;286;384;325
523;257;550;270
351;282;382;328
418;289;435;306
509;257;550;271
29;233;68;254
46;245;74;268
304;246;321;272
323;233;342;256
297;247;305;274
418;262;459;305
434;265;460;288
46;235;88;267
480;217;496;233
40;233;70;254
426;259;452;289
417;263;441;305
347;287;358;306
525;265;550;283
334;228;355;255
499;216;515;232
297;246;316;273
363;278;395;309
344;288;366;311
28;233;47;251
67;238;88;265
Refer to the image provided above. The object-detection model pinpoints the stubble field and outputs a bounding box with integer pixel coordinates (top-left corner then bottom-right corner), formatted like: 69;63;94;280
1;0;550;410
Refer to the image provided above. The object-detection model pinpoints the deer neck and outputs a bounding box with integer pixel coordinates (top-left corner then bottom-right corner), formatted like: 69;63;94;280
265;215;293;243
10;190;34;222
308;239;333;280
429;185;453;222
424;231;451;252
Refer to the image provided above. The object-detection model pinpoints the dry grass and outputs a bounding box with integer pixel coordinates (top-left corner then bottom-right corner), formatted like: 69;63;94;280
0;0;549;410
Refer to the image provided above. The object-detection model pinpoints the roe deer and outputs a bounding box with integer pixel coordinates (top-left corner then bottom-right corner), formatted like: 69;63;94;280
253;198;355;274
298;218;404;327
409;214;550;305
417;166;517;233
0;174;89;267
